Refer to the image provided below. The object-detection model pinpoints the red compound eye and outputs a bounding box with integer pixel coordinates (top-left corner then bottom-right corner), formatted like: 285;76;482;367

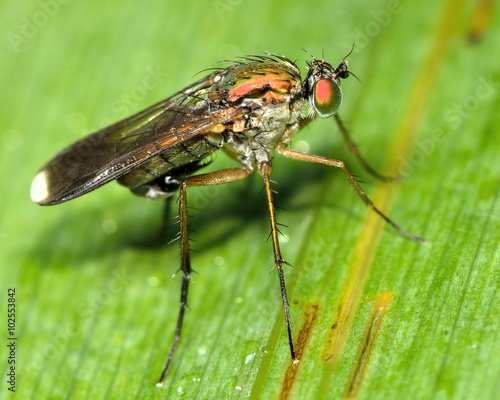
312;78;342;118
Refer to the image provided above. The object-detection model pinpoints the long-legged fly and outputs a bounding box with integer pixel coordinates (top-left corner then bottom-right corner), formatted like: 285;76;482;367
30;51;424;386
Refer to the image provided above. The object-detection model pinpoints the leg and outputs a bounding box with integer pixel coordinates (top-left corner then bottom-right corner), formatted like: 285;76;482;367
157;168;251;386
158;195;175;245
277;146;425;243
334;114;400;182
258;162;299;365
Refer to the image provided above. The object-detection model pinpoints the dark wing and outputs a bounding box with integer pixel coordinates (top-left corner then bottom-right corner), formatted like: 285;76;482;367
31;72;247;205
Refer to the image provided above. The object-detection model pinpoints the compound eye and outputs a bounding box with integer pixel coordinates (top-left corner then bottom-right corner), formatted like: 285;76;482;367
312;78;342;118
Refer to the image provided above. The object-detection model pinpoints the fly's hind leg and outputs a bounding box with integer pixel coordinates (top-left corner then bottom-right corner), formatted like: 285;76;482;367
157;167;251;386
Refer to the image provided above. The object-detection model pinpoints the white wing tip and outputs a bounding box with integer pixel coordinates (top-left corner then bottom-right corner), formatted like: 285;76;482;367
30;170;50;204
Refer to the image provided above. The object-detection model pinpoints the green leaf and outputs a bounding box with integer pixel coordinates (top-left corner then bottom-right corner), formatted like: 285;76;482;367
1;0;499;399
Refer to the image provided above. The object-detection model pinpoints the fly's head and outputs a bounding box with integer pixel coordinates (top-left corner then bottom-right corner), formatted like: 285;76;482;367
304;58;350;118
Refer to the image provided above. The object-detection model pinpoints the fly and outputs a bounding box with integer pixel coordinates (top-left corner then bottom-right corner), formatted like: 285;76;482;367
30;51;424;386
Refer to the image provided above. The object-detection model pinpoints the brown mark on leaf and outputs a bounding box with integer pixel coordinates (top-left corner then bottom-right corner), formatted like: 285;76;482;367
279;303;319;400
467;0;495;43
342;291;393;399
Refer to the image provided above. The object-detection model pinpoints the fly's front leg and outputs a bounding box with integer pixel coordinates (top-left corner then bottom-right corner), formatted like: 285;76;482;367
258;161;299;365
277;146;425;243
157;167;251;386
334;114;400;182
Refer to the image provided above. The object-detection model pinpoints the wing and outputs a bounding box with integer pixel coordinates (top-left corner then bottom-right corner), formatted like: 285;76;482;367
30;72;249;205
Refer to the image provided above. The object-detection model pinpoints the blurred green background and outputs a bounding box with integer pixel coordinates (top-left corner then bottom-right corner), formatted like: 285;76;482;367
1;0;499;399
